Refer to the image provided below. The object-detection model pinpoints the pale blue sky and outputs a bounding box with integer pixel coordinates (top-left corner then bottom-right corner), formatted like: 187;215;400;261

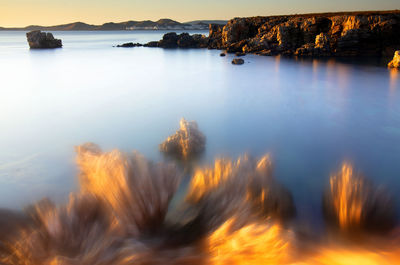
0;0;399;27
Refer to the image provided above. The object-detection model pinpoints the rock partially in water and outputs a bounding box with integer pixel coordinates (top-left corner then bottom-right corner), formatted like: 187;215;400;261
185;154;296;227
26;30;62;49
232;58;244;65
144;41;159;47
388;51;400;68
219;52;226;57
145;32;209;49
116;42;143;48
208;24;224;49
160;118;206;158
322;163;397;234
208;11;400;57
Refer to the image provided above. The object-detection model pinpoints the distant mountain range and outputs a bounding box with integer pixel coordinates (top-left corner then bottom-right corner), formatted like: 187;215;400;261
0;19;227;31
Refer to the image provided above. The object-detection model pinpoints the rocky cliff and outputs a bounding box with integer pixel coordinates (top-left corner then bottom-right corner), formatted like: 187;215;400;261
208;11;400;57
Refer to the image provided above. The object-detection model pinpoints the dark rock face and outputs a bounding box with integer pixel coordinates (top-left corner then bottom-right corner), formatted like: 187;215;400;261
158;32;179;48
208;12;400;57
144;41;159;47
116;42;143;48
208;24;224;49
232;58;244;65
26;30;62;49
145;32;209;48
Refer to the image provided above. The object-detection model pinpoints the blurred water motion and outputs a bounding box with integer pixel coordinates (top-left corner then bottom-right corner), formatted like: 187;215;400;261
0;144;398;264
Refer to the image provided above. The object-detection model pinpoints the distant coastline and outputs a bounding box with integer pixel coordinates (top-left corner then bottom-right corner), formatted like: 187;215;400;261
0;19;227;31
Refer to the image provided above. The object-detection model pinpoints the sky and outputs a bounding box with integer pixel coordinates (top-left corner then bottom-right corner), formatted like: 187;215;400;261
0;0;399;27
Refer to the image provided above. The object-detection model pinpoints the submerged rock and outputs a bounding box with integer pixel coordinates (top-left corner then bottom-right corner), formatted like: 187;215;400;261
388;50;400;68
160;118;206;158
26;30;62;49
232;58;244;65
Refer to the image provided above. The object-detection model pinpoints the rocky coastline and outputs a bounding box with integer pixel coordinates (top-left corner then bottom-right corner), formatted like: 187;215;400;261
207;11;400;58
118;11;400;64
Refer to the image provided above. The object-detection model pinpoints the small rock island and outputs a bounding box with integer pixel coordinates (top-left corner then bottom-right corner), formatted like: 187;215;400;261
26;30;62;49
160;118;206;159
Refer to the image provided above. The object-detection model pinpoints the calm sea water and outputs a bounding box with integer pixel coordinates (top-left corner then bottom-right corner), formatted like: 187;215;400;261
0;31;399;225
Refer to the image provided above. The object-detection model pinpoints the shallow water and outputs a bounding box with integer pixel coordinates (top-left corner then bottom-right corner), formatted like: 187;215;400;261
0;30;399;228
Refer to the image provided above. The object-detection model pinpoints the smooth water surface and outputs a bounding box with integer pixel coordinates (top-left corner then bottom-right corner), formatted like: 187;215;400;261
0;31;399;225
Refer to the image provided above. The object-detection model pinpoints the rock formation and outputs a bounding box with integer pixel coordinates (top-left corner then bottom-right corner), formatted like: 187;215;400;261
143;32;208;48
26;30;62;49
322;163;396;234
128;11;400;63
116;42;143;47
208;11;400;57
232;58;244;65
388;50;400;68
160;118;206;158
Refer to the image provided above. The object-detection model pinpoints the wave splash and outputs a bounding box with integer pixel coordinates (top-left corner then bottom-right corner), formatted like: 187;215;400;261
0;143;399;265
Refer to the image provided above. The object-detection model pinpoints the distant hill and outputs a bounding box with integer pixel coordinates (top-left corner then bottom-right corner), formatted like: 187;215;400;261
0;19;217;31
185;20;228;25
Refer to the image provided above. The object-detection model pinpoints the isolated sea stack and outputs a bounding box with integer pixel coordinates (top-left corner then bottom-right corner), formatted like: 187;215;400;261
26;30;62;49
160;118;206;159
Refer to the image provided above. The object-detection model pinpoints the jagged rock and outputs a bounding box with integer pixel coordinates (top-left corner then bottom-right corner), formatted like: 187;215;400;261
222;17;268;46
226;40;247;53
388;50;400;68
295;43;315;56
295;33;331;56
145;32;209;49
315;32;330;49
232;58;244;65
207;12;400;57
176;33;196;48
117;42;143;48
158;32;179;48
26;30;62;49
192;34;209;48
208;24;224;49
160;118;206;158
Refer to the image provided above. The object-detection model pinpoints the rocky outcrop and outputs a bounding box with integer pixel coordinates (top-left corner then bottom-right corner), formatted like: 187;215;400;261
232;58;244;65
388;51;400;68
160;118;206;159
208;11;400;58
116;42;143;48
26;30;62;49
144;32;208;48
